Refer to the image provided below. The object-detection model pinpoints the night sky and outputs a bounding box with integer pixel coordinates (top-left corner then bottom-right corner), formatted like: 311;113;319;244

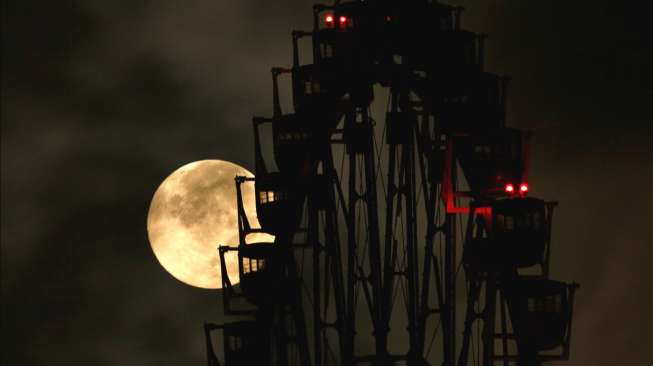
2;1;652;365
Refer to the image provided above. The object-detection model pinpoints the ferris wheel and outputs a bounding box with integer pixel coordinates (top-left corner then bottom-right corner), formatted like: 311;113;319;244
204;1;579;365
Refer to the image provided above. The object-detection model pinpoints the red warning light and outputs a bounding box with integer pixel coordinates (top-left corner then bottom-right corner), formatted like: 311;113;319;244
505;184;515;194
519;183;529;194
339;16;347;24
325;14;334;24
385;15;392;22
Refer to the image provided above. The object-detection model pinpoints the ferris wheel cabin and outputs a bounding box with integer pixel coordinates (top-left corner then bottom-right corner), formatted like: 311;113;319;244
457;127;528;197
504;277;579;354
254;172;304;235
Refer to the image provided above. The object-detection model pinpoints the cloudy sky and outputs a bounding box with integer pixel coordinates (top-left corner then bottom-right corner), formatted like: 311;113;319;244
2;0;652;365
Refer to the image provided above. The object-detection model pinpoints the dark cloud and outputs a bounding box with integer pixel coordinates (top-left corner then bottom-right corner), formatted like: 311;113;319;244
2;0;651;365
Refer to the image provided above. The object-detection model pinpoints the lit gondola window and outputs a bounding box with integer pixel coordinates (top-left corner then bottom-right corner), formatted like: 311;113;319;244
228;335;242;351
496;214;505;229
243;259;251;273
528;298;535;311
475;144;491;155
505;216;514;230
323;44;334;57
533;212;541;230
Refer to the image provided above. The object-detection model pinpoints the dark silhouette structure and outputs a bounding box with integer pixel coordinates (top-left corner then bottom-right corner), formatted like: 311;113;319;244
204;1;579;365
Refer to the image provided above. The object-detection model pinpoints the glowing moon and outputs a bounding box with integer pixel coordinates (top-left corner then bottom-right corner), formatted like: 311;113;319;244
147;160;274;289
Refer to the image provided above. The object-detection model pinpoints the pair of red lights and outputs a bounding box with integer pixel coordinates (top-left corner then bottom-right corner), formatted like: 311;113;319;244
505;183;529;195
325;14;347;26
325;14;390;25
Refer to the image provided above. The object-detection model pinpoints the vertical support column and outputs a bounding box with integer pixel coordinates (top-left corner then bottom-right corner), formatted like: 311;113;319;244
482;274;497;366
383;85;423;364
381;133;397;363
457;280;480;366
308;202;322;366
403;126;420;364
284;239;312;366
499;291;510;366
275;304;289;366
345;106;388;364
416;112;450;363
443;213;457;365
417;165;437;358
457;203;479;366
346;134;359;362
322;150;350;366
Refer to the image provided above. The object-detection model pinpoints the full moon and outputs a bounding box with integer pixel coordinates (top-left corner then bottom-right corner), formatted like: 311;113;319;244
147;160;274;289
